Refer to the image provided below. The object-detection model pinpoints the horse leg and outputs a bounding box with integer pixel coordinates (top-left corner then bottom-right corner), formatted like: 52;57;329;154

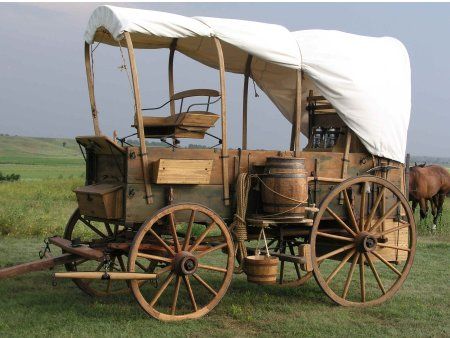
435;193;446;227
419;198;428;225
412;199;418;214
430;196;438;231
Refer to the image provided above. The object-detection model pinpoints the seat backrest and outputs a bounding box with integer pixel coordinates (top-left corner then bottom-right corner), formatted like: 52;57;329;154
171;89;220;101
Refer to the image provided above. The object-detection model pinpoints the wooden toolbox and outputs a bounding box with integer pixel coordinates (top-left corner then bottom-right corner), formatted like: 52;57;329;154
152;159;213;184
74;183;123;219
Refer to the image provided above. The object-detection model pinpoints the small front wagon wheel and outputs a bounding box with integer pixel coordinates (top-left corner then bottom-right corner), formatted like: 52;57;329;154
128;203;234;321
311;176;416;306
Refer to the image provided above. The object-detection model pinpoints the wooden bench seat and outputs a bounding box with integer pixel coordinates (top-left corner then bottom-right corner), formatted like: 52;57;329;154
142;111;219;139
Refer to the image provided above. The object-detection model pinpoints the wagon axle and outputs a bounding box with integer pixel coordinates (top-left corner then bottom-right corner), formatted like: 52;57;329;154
356;232;378;253
172;251;198;276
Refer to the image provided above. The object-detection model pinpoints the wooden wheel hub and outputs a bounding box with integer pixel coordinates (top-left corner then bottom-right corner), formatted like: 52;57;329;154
356;232;377;253
172;251;198;276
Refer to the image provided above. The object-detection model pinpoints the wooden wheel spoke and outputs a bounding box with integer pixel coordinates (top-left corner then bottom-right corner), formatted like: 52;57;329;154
137;252;172;264
371;251;403;277
326;207;357;237
359;183;368;230
317;231;354;242
183;275;198;311
325;249;355;284
182;210;196;251
364;187;385;231
364;253;386;295
117;255;127;271
148;228;175;256
317;243;355;263
149;272;175;307
171;275;182;315
189;221;216;253
359;254;366;302
342;252;360;299
79;217;107;238
104;223;114;237
377;223;410;237
156;265;173;277
95;261;105;272
193;273;218;296
377;243;411;252
169;213;181;253
368;201;401;233
343;189;359;232
134;259;149;272
195;243;227;259
197;263;227;273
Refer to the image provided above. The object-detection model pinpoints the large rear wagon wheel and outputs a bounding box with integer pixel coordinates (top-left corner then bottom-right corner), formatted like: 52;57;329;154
128;203;234;321
63;209;130;297
311;176;416;306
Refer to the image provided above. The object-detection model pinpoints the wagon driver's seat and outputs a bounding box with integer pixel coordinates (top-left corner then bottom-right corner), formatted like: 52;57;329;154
139;89;221;140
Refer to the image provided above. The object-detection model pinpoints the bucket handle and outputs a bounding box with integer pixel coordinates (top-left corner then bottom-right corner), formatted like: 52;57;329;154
255;227;270;258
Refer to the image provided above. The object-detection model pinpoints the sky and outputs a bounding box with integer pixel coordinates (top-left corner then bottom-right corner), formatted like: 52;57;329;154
0;2;449;157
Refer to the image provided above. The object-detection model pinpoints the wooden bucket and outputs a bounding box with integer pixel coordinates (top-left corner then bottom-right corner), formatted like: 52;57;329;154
244;255;279;284
261;157;308;216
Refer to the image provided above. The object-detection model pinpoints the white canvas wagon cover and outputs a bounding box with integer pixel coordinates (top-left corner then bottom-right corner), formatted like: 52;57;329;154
85;5;411;163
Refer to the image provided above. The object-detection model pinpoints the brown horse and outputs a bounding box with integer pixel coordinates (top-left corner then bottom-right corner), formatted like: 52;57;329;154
409;164;450;227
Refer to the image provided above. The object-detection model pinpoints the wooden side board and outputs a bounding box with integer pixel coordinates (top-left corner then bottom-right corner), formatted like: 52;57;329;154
125;183;231;223
152;159;213;184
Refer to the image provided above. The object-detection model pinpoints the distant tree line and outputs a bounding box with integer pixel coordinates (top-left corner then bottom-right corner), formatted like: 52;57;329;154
410;155;450;167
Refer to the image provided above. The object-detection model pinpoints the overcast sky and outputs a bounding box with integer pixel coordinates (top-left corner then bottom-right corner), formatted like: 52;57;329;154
0;2;449;157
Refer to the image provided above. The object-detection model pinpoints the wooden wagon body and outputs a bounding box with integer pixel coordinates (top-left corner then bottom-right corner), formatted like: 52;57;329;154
0;5;415;321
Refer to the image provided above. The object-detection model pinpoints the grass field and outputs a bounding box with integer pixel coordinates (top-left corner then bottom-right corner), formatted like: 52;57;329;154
0;136;449;337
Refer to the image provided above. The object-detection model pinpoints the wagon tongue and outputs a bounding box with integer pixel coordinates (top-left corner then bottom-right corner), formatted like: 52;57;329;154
0;236;104;280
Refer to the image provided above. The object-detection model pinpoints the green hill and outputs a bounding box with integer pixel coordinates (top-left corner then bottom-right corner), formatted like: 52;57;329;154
0;136;84;180
0;135;83;165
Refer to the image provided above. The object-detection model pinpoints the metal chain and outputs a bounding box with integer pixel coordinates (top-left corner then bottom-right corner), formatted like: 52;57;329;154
39;238;51;259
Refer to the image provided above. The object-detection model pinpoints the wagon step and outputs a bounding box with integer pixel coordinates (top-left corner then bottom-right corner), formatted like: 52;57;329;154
0;253;80;280
48;236;105;261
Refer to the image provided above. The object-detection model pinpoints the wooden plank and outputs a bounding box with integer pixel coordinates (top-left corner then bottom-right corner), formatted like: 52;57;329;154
0;253;79;280
54;271;157;280
124;32;153;205
84;43;100;136
242;55;253;150
76;136;126;155
168;39;177;116
49;237;104;261
213;37;230;206
125;183;232;223
294;71;302;157
341;129;352;179
152;159;213;184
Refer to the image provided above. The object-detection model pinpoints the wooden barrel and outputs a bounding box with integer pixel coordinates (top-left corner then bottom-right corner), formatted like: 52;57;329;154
261;157;308;216
244;255;279;284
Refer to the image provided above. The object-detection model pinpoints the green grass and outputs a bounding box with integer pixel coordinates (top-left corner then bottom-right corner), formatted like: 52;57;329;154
0;237;448;337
